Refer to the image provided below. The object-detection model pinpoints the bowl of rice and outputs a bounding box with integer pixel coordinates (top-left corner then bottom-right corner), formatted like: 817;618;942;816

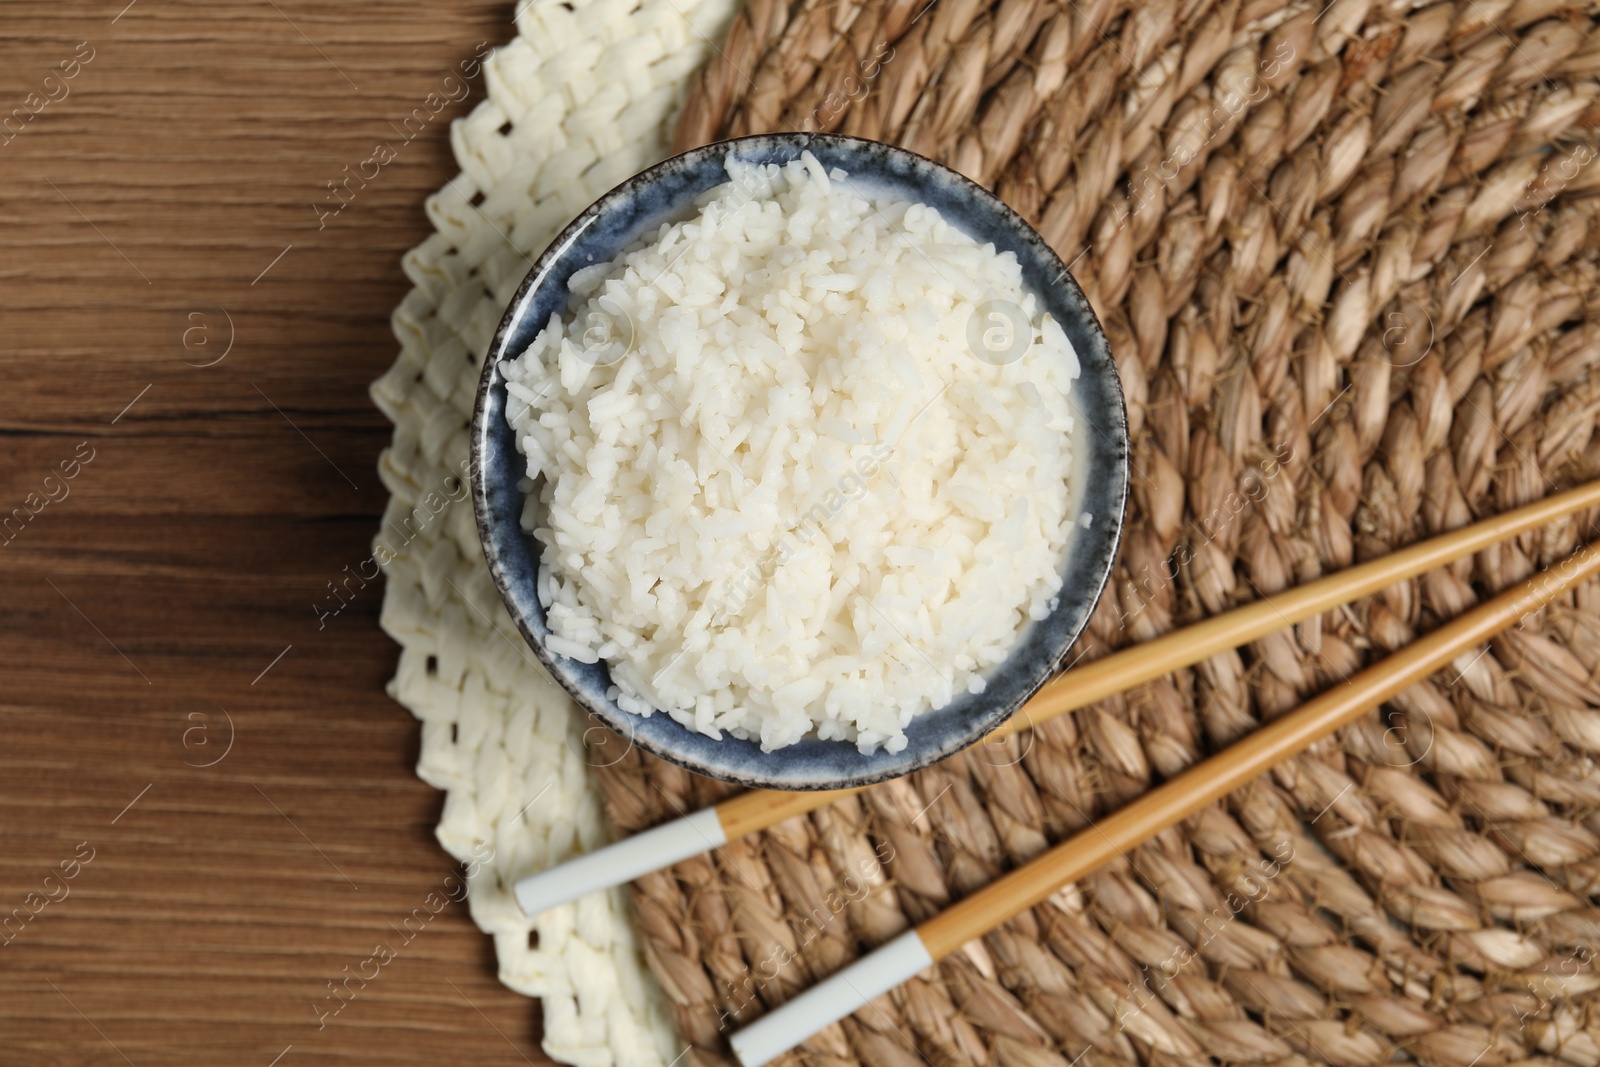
472;134;1128;790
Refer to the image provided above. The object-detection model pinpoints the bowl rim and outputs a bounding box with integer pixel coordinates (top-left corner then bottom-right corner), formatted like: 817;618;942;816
471;131;1129;790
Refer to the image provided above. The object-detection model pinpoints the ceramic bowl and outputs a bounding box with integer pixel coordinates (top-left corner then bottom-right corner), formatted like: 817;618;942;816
471;133;1128;791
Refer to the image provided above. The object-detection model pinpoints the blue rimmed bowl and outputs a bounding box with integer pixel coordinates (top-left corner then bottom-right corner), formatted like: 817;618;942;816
471;133;1128;791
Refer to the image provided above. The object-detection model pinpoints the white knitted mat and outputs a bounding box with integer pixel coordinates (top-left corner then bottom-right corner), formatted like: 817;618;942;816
367;1;737;1062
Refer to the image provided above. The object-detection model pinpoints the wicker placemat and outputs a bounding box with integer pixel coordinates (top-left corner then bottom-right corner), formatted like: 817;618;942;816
589;2;1600;1066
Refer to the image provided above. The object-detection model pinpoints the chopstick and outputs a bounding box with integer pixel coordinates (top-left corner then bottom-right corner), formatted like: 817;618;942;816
513;478;1600;918
727;535;1600;1066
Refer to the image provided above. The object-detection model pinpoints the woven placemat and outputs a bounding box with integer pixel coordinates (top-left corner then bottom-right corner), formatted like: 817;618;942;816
588;2;1600;1066
368;1;736;1064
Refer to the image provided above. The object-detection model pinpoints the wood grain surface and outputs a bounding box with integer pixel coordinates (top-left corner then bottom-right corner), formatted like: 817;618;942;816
0;2;564;1063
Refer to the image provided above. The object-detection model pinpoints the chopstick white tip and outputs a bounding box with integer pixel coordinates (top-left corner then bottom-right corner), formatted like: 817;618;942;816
729;930;934;1067
514;806;728;916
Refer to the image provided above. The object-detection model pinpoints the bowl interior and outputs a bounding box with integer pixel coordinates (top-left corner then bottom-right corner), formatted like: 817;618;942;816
472;133;1129;790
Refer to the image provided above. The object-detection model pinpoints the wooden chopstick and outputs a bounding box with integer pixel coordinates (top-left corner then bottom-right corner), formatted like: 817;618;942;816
727;536;1600;1067
513;478;1600;918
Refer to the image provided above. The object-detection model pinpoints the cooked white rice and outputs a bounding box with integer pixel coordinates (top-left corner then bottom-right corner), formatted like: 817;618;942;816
503;151;1079;754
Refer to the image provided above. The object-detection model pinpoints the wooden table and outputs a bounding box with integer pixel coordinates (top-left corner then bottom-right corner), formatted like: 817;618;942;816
1;2;563;1062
